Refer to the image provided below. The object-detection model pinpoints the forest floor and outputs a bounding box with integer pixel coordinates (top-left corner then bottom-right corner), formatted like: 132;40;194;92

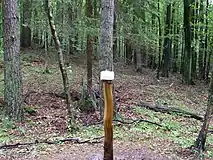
0;48;212;160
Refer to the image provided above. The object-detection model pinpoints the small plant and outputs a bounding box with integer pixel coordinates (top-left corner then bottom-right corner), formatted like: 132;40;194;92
0;117;14;143
78;77;97;112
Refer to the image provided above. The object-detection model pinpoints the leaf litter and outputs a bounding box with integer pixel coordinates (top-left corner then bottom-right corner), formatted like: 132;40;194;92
0;51;212;160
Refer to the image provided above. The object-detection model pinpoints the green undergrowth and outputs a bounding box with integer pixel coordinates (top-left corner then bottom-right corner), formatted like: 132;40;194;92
0;117;14;143
69;105;213;158
0;72;3;97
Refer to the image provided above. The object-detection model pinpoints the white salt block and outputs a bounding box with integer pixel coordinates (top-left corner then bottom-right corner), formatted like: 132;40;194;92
100;70;114;80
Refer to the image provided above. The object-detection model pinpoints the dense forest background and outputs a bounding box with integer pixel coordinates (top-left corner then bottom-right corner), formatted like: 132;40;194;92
0;0;213;159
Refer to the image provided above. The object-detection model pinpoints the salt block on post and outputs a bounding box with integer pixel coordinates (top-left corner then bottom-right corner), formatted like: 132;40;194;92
101;70;114;160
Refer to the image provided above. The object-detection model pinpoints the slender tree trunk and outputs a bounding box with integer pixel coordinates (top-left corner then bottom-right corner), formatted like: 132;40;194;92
198;0;205;79
195;68;213;152
172;7;179;73
125;38;132;64
3;0;23;121
87;0;93;95
180;30;185;74
157;0;162;79
183;0;193;84
113;0;117;62
99;0;114;122
99;0;114;159
161;4;172;77
204;0;209;81
21;0;32;48
191;0;197;79
45;0;76;128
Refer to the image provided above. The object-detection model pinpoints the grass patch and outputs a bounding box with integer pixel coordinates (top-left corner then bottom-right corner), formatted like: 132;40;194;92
0;117;14;143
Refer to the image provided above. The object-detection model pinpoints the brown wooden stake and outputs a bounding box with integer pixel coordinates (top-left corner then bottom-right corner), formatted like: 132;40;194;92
103;81;114;160
101;70;114;160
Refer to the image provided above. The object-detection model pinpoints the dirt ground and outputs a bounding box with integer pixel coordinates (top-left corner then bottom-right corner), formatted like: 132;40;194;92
0;51;212;160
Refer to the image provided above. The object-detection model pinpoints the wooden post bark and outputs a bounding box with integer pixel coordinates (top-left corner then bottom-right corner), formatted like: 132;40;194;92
101;70;114;160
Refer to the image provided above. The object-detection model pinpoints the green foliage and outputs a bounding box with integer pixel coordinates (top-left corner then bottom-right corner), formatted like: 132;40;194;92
78;77;97;112
0;117;14;143
24;105;37;115
70;125;103;139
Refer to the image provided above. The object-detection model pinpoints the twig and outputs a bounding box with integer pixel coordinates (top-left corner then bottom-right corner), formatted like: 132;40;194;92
0;136;103;149
113;119;164;128
87;118;164;128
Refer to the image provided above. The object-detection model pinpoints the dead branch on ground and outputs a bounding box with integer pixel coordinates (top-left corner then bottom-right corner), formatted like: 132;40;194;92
0;136;103;149
138;102;203;121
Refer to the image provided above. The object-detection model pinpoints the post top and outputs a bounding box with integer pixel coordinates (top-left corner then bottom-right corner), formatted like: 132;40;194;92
100;70;114;80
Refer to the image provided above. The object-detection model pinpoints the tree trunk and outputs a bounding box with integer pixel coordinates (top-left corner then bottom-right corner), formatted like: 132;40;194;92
161;4;172;78
113;0;117;62
198;0;205;80
191;0;197;79
45;0;76;129
3;0;23;121
195;68;213;152
99;0;114;159
20;0;32;48
157;0;162;79
204;0;209;81
183;0;193;84
86;0;93;95
99;0;114;123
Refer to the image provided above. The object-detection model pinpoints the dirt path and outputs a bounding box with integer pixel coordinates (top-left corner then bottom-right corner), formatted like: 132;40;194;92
1;141;173;160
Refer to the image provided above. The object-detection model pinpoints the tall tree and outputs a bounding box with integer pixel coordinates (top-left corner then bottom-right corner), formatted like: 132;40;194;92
99;0;114;159
2;0;23;120
195;68;213;152
99;0;114;117
45;0;76;129
204;0;209;80
161;3;172;77
198;0;205;79
20;0;32;48
157;0;162;79
86;0;93;95
113;0;117;61
183;0;193;84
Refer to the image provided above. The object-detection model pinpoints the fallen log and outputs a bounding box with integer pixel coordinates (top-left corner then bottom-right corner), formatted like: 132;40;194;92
138;102;203;121
0;136;103;149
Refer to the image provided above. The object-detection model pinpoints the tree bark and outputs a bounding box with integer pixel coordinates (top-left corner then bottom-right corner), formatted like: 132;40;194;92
3;0;23;121
99;0;114;118
161;4;172;78
113;0;117;61
198;0;205;80
45;0;76;128
195;68;213;152
87;0;93;95
157;0;162;79
21;0;32;48
183;0;193;84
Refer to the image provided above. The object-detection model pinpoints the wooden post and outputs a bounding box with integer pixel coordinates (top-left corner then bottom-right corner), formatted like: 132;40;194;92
101;70;114;160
